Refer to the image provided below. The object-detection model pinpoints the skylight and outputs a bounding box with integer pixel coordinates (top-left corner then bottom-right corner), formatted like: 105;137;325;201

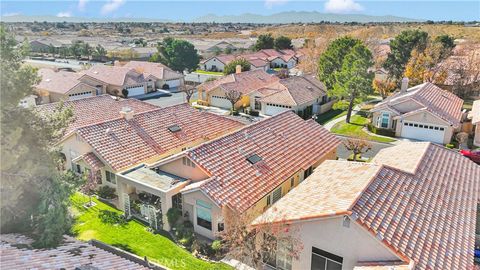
168;124;181;133
247;154;262;164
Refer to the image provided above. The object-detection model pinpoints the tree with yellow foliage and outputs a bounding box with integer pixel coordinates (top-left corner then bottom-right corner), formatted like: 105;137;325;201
372;78;397;99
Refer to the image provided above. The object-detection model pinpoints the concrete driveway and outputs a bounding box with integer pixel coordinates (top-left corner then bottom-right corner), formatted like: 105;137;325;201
144;91;198;107
336;135;393;160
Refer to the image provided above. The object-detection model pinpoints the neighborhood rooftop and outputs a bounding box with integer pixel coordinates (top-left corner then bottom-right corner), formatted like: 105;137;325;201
182;110;341;212
373;82;464;127
121;61;183;81
254;142;480;270
75;103;244;171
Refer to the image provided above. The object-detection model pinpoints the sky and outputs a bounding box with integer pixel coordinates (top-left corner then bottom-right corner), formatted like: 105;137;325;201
1;0;479;21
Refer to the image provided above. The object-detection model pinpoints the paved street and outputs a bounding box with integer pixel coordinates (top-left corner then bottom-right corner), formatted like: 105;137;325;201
144;91;198;107
336;136;393;160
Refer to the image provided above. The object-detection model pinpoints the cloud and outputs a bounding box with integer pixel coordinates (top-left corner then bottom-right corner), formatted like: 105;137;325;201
264;0;288;9
101;0;126;15
56;11;72;17
78;0;88;11
2;12;20;17
324;0;364;14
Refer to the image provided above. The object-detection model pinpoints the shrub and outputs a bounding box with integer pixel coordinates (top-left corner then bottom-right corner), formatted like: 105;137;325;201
446;143;455;149
122;88;129;98
367;123;395;137
97;185;116;199
200;242;214;257
179;234;194;248
249;110;259;117
211;240;222;255
98;210;127;225
162;84;170;90
167;208;182;229
232;110;240;116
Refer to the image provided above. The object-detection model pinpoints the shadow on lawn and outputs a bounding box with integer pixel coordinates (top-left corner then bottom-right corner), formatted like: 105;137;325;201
112;243;134;253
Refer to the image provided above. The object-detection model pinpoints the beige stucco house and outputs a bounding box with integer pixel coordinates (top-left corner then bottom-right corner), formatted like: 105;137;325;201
253;142;480;270
371;79;464;144
120;61;185;91
119;111;340;238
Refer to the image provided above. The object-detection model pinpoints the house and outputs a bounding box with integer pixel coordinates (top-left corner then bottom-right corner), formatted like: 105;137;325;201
79;65;156;97
29;38;70;53
471;99;480;147
117;111;340;238
371;79;464;144
34;68;103;104
121;61;185;91
197;70;332;118
200;49;299;72
0;234;156;269
37;96;244;231
253;142;480;270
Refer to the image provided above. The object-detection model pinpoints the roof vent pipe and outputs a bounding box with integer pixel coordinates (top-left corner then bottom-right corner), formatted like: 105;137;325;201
401;77;409;93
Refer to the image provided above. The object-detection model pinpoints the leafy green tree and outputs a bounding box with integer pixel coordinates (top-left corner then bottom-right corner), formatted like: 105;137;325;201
223;58;251;75
224;47;233;54
383;29;429;82
332;43;374;123
254;33;274;51
317;36;362;91
151;37;200;72
20;37;30;57
0;26;82;247
274;36;293;50
435;34;455;51
93;44;107;59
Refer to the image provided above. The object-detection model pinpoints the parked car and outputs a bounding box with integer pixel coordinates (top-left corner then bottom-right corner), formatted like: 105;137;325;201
459;149;480;164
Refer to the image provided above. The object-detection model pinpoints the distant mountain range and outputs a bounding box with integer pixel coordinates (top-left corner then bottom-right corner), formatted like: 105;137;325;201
194;12;420;23
1;12;419;24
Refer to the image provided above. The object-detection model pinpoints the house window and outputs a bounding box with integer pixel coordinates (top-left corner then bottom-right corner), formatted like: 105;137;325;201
380;112;389;128
266;194;271;206
73;163;82;174
172;193;182;211
182;157;195;168
105;170;116;184
311;247;343;270
196;199;212;230
290;177;294;189
304;166;313;179
272;187;282;204
218;222;224;232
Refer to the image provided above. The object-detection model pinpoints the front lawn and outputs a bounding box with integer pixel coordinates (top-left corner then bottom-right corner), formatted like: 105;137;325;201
331;115;396;143
194;69;224;76
71;193;231;270
316;109;347;125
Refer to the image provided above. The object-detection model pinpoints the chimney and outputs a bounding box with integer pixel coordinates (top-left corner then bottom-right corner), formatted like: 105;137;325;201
120;107;134;120
235;64;242;74
401;77;409;93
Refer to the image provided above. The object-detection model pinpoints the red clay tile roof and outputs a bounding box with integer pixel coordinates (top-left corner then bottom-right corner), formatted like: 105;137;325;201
260;76;326;107
122;61;183;81
254;142;480;270
36;95;159;136
201;69;279;95
75;152;105;170
0;234;151;270
36;68;95;95
76;103;244;171
374;83;464;127
80;65;146;86
185;111;341;212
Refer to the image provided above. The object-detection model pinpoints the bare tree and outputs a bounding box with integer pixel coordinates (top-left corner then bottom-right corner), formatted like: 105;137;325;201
449;49;480;98
455;132;469;149
224;89;243;114
343;136;373;161
218;207;303;270
181;85;195;104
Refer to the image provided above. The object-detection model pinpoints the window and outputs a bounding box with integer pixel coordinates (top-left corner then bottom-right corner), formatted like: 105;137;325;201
311;247;343;270
290;177;294;189
272;187;282;204
218;223;224;232
105;170;116;184
304;166;313;179
182;157;195;168
247;154;262;165
168;124;181;133
196;200;212;230
266;194;271;206
73;163;82;174
380;112;389;128
172;193;182;211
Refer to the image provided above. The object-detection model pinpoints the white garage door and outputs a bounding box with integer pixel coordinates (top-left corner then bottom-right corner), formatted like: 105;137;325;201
400;121;446;144
264;104;290;116
166;79;181;88
125;86;145;97
210;95;232;109
68;92;92;100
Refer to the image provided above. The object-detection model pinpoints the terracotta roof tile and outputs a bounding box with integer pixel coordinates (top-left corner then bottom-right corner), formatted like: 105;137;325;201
185;111;341;212
260;76;326;107
76;103;243;171
75;152;105;170
80;65;145;86
122;61;183;81
0;234;151;270
254;142;480;270
200;69;279;95
36;68;92;94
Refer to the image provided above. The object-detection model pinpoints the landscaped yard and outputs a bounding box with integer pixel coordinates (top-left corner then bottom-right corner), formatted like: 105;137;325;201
194;69;224;76
316;109;347;125
331;115;396;143
71;193;232;270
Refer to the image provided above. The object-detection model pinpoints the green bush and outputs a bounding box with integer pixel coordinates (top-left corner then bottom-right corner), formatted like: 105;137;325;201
179;234;194;248
249;110;259;117
98;210;127;225
367;123;395;137
167;208;182;229
446;143;455;149
211;240;222;255
232;110;240;116
97;185;116;199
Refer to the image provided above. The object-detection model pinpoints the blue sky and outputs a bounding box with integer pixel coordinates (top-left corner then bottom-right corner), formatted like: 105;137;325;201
1;0;479;21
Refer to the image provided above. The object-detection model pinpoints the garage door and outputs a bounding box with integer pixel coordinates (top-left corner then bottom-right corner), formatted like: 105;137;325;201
400;121;446;144
265;104;289;116
125;86;145;97
68;92;92;100
210;95;231;109
166;79;181;88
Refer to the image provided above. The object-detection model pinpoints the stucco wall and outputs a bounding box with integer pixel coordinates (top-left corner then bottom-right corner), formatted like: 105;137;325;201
61;134;94;171
157;156;209;181
204;58;226;72
291;217;400;270
396;111;454;144
207;87;250;110
182;190;223;239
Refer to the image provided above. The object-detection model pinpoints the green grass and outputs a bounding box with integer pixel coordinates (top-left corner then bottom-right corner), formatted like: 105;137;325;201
331;115;396;143
316;109;347;125
463;99;474;110
194;69;224;76
71;193;232;270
